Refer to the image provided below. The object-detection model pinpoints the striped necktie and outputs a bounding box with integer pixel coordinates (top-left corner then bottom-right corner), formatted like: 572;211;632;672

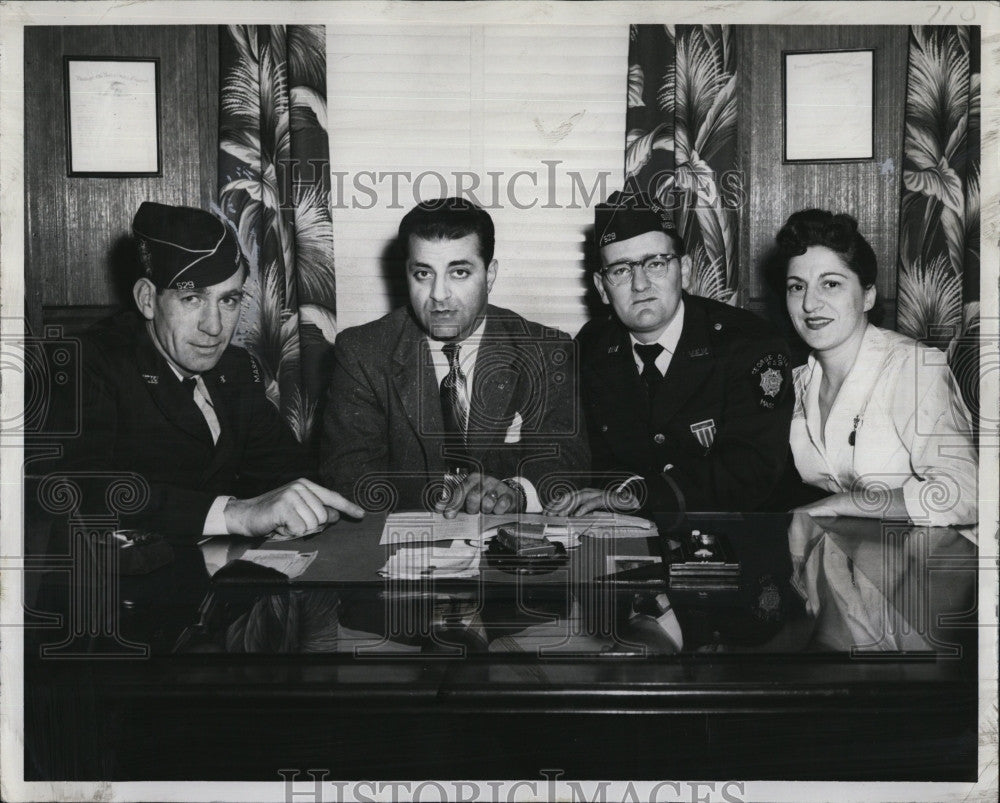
440;342;469;440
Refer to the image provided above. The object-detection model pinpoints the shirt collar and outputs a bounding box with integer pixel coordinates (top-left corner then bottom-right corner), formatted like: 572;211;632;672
427;316;488;356
628;300;685;355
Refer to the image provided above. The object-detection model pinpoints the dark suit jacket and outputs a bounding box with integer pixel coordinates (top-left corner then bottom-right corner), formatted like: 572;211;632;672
577;293;793;513
49;313;307;539
320;304;590;510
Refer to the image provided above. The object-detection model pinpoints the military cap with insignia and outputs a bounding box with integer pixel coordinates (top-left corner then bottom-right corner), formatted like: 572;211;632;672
594;190;685;251
132;201;243;291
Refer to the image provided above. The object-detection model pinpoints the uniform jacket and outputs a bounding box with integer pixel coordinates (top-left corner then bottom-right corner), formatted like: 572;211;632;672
576;293;794;513
791;324;978;527
52;312;307;539
320;304;590;510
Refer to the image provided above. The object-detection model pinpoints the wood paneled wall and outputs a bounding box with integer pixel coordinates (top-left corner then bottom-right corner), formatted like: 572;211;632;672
737;26;909;329
24;26;218;332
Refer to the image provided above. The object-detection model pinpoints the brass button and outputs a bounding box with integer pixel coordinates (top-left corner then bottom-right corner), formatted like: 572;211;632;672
714;322;722;331
601;424;609;433
653;433;665;444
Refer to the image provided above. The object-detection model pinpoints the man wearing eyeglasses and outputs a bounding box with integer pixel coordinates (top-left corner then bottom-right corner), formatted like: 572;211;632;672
547;191;793;516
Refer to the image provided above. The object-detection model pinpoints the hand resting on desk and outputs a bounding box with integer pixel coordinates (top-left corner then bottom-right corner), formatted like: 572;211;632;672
224;478;365;538
544;486;640;517
434;472;525;518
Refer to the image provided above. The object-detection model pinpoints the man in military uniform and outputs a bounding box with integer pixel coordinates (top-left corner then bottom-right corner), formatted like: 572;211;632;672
55;202;362;540
547;192;793;516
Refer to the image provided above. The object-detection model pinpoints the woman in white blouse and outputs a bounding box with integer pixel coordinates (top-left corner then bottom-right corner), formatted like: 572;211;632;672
769;209;977;527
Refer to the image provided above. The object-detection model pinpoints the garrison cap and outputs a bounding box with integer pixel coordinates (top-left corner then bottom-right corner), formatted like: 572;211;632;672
594;190;683;251
132;202;242;290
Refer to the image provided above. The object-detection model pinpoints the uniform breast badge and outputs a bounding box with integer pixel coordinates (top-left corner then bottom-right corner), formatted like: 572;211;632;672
689;418;716;449
751;352;789;409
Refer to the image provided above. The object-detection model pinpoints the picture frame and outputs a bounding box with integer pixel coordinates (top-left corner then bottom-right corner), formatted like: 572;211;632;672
782;48;875;163
63;56;161;177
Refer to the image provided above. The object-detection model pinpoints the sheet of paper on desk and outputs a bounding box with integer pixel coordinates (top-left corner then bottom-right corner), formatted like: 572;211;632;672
240;549;317;579
479;512;654;540
379;541;481;579
381;512;482;545
569;512;655;539
380;511;654;546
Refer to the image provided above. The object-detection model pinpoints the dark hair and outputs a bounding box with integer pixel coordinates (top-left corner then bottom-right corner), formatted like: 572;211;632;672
767;209;878;294
398;197;495;264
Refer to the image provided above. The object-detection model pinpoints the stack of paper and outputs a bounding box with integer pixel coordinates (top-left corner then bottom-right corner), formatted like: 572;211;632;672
380;512;655;547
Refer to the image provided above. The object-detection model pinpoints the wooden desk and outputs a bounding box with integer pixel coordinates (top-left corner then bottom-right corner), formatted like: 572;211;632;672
24;513;980;782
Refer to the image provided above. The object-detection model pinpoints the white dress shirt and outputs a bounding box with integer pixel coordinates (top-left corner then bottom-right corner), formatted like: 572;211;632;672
163;362;231;535
789;324;977;528
428;317;485;392
426;317;540;512
629;301;685;377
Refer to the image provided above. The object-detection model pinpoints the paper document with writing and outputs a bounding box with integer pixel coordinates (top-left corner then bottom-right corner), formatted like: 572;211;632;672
380;511;654;546
378;541;481;579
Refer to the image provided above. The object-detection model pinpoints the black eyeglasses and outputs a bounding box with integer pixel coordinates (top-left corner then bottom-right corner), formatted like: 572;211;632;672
601;254;680;286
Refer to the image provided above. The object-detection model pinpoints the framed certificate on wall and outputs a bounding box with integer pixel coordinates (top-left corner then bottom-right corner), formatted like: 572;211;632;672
783;49;875;162
64;56;161;177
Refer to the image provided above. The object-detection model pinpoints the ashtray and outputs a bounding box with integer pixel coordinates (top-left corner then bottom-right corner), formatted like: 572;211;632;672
485;525;568;575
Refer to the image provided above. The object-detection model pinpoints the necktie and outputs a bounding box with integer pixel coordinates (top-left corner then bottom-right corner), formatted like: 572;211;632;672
181;375;221;444
440;342;469;441
634;342;664;399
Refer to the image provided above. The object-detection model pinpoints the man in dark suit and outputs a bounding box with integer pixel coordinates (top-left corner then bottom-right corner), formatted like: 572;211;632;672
55;202;363;540
321;198;589;515
548;192;793;516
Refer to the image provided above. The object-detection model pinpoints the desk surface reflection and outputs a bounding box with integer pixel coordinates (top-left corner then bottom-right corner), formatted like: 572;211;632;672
25;512;980;782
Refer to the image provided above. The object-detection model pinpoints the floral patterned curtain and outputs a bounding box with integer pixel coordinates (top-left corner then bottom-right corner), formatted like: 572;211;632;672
626;25;740;305
897;25;979;350
218;25;337;445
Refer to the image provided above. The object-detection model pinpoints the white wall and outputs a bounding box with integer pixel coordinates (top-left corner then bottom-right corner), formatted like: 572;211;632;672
327;24;628;336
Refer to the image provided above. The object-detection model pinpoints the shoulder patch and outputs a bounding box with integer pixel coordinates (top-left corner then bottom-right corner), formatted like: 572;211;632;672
751;352;789;409
249;356;263;384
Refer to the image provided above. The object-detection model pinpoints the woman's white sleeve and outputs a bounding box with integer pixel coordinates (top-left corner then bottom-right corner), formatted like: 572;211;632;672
892;348;978;526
